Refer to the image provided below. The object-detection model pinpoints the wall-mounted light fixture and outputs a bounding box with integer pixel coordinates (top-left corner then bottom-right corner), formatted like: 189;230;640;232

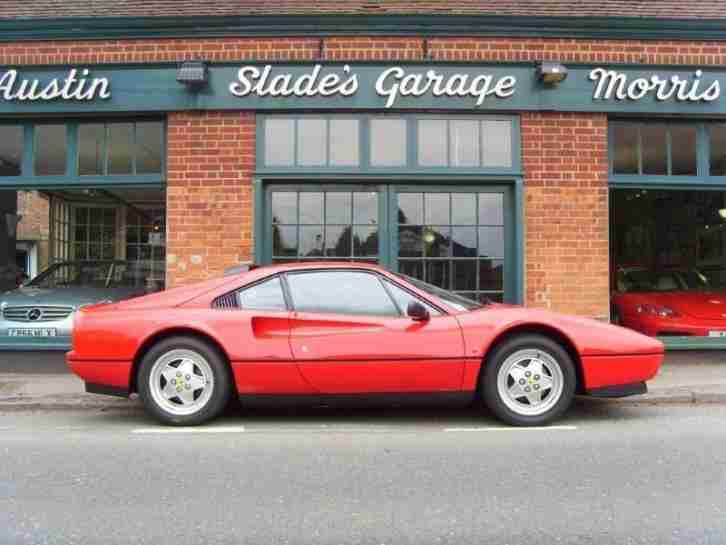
536;61;568;85
718;208;726;219
177;60;209;88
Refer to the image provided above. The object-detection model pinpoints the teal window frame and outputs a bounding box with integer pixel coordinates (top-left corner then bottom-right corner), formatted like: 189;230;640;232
257;114;521;176
0;118;166;189
256;178;522;305
609;119;726;188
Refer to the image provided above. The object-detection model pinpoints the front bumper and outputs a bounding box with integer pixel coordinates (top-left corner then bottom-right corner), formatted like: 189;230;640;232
623;312;726;338
581;352;663;391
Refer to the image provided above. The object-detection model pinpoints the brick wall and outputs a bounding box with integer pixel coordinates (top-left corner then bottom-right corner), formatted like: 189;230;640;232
16;191;50;272
6;34;722;313
521;113;610;318
165;111;254;288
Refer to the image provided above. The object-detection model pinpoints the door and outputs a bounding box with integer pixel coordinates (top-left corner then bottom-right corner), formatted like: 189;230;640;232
392;187;511;304
264;184;513;304
285;269;466;394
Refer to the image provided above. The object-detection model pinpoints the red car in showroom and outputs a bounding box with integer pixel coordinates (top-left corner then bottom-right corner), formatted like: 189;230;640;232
612;265;726;338
67;262;663;427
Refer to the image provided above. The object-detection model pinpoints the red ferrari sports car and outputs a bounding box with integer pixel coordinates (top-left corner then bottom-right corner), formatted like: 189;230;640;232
67;262;664;426
612;266;726;338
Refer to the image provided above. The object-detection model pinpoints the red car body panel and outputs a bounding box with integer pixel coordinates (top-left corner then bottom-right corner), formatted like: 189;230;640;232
613;290;726;337
67;262;664;399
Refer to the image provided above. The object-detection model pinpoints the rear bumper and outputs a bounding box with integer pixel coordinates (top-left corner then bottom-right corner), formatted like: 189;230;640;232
66;354;132;394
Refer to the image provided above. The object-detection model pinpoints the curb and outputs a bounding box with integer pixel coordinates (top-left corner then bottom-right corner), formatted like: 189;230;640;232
0;390;725;412
0;394;142;412
585;388;726;405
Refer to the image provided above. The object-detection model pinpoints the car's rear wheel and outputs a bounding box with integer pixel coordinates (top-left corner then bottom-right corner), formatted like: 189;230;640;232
137;336;231;426
481;334;576;426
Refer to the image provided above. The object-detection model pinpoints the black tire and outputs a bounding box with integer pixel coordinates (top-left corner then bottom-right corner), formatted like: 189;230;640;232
481;334;577;427
137;336;232;426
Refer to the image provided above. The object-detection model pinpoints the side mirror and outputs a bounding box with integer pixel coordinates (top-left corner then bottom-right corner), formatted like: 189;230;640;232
407;301;430;322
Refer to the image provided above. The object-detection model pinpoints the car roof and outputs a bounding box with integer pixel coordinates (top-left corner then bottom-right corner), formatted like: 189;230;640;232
253;261;390;274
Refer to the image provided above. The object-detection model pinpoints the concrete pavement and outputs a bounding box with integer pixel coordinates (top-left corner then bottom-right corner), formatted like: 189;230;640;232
0;350;725;411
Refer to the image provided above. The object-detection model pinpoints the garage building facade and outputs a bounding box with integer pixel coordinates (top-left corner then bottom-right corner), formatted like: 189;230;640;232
3;1;726;348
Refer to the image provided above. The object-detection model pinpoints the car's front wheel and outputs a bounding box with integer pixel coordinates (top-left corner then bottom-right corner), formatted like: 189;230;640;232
481;334;576;426
137;336;232;426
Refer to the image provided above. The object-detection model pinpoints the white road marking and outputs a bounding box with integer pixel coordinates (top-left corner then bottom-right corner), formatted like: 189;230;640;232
131;426;246;434
444;425;577;432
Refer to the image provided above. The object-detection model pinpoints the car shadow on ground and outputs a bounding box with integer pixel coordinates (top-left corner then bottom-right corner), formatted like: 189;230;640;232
69;395;662;429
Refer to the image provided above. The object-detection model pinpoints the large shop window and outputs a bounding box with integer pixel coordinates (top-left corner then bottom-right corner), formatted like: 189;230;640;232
0;119;164;185
610;119;726;349
260;114;517;172
266;185;512;304
49;189;166;291
611;120;726;181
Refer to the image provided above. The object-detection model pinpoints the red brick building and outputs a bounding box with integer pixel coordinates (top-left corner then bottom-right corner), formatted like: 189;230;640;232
3;1;726;348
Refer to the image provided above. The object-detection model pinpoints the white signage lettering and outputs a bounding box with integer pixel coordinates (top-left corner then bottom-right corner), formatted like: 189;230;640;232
589;67;720;102
229;64;517;108
0;68;111;102
229;64;358;98
374;67;516;108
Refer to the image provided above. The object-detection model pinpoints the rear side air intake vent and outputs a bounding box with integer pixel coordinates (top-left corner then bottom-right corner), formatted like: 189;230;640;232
212;292;239;309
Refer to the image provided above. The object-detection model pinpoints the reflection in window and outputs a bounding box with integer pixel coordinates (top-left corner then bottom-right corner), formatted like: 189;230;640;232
613;123;639;174
270;190;380;263
481;120;512;167
239;277;286;311
710;125;726;176
297;118;327;166
0;125;22;176
78;124;105;175
265;118;295;166
671;126;697;176
418;119;447;166
397;191;505;302
77;120;163;176
35;125;66;176
108;123;134;174
287;271;398;316
329;119;359;166
136;122;163;174
371;119;407;166
641;125;667;175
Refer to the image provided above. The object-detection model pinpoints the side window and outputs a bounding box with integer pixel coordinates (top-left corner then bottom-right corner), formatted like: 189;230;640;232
286;271;399;317
383;279;442;317
239;276;287;311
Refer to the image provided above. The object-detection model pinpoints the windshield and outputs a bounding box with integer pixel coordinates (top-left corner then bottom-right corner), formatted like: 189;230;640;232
28;261;145;289
397;274;485;311
618;268;711;293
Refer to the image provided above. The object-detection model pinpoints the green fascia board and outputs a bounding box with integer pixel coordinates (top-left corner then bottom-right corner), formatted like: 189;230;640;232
2;14;726;42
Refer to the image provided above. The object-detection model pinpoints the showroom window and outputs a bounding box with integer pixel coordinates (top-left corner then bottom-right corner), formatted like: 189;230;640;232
73;206;116;261
259;114;518;172
0;124;23;176
610;121;726;180
125;207;166;289
0;118;164;184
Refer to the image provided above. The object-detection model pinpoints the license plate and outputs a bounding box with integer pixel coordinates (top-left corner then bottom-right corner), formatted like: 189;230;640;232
709;330;726;337
8;328;57;337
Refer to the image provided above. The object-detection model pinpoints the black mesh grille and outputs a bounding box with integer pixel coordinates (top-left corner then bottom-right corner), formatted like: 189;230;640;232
211;292;239;309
